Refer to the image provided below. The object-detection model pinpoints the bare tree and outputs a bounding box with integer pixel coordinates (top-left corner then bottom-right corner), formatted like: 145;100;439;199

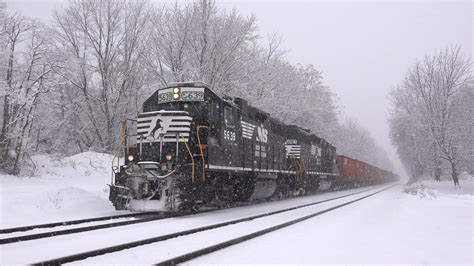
451;83;474;174
51;0;153;152
389;105;433;181
0;14;52;174
145;2;193;86
0;1;5;24
390;45;472;186
146;0;257;94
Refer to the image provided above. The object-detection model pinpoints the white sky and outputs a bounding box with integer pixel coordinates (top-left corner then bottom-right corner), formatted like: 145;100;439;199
5;0;473;176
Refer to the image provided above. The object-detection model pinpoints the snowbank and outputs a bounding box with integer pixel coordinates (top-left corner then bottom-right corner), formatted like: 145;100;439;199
32;151;112;178
0;152;127;228
405;174;474;199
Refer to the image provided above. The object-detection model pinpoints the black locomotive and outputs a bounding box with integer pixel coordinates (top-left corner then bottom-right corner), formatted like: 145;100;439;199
109;81;338;212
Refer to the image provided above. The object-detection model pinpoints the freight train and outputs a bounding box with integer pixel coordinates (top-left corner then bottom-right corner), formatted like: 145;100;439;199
109;81;396;212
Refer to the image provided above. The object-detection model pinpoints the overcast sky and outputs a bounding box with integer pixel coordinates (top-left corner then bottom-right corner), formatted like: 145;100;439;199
5;0;472;175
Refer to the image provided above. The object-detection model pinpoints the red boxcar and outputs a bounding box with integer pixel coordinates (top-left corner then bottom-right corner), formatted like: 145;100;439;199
336;155;391;185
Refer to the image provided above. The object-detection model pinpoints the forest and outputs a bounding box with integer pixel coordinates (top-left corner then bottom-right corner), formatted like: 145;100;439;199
1;0;471;183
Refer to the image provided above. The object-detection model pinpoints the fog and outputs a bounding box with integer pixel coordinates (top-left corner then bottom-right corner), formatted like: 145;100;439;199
6;0;472;178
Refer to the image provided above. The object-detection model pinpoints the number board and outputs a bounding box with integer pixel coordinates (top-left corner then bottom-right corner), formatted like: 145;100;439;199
158;87;205;103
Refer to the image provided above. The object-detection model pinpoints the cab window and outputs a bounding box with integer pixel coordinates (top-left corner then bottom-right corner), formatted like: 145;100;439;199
224;106;235;127
208;100;215;121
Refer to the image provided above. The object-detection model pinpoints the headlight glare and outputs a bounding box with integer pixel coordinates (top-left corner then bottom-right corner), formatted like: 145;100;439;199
172;87;180;100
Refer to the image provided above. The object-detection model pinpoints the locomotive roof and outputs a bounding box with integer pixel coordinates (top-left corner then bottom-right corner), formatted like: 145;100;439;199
163;81;239;108
166;81;208;88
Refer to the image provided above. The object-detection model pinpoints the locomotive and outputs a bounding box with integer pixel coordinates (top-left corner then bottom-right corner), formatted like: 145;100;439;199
109;81;392;212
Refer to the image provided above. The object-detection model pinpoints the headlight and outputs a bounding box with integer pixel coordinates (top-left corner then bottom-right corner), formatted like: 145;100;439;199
165;154;173;161
172;87;180;100
127;155;134;162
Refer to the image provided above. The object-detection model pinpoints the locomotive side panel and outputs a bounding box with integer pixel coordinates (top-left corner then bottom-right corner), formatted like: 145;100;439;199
219;103;241;168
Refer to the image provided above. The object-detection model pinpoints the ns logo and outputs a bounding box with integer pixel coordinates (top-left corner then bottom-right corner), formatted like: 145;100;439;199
256;125;268;143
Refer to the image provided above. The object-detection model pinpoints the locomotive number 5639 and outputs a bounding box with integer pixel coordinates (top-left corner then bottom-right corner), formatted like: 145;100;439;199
224;129;236;142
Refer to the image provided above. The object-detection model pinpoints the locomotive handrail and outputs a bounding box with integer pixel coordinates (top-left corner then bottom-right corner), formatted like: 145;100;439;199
136;162;177;179
136;161;161;166
181;134;195;185
300;155;307;181
139;133;143;157
196;125;209;182
289;155;306;185
151;170;176;179
296;157;303;184
111;119;128;184
175;132;179;160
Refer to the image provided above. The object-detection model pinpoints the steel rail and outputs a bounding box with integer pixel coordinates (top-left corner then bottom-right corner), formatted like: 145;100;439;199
32;185;393;265
0;213;172;245
0;212;161;234
156;184;395;265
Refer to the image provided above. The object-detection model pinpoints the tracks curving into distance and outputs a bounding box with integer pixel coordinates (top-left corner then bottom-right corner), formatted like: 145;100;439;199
157;184;395;265
31;184;396;265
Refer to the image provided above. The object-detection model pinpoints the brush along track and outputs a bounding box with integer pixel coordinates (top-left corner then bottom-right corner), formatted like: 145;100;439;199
32;184;395;265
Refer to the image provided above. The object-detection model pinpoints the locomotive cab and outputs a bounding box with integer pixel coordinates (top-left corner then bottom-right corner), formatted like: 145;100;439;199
130;82;219;164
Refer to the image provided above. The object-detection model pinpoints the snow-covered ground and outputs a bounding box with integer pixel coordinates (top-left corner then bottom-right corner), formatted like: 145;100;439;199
0;152;128;228
191;177;473;265
0;186;387;264
0;152;472;264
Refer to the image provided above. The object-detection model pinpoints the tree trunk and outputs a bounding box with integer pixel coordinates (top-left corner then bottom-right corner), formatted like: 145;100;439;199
35;127;41;152
450;160;460;187
1;96;10;142
434;167;441;182
433;141;441;182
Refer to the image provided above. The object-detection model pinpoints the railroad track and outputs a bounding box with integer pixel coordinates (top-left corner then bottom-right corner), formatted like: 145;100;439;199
0;212;161;234
0;212;169;244
22;184;395;265
0;184;383;245
157;184;395;265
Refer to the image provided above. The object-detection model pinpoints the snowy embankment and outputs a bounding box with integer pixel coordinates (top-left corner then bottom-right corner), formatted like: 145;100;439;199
0;152;127;228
